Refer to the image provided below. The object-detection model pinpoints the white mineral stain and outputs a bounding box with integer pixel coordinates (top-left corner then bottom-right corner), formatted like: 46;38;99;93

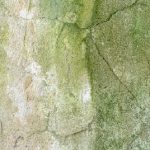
80;74;91;104
82;81;91;103
25;61;41;75
19;9;34;20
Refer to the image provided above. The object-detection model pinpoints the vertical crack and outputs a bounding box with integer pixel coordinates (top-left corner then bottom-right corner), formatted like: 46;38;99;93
14;136;24;148
0;120;3;136
90;30;137;100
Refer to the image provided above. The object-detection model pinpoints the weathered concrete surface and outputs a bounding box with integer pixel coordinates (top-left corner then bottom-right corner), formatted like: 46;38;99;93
0;0;150;150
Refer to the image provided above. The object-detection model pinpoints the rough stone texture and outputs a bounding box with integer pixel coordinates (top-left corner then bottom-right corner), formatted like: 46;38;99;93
0;0;150;150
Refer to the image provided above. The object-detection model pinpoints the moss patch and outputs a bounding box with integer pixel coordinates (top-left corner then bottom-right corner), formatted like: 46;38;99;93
86;1;150;149
0;21;9;45
76;0;95;28
55;24;87;99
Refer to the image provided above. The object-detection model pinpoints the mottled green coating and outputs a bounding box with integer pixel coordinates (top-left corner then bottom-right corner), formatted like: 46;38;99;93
87;0;150;149
35;0;150;149
1;0;150;149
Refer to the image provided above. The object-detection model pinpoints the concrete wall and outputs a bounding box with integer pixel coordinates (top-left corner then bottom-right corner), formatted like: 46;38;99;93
0;0;150;149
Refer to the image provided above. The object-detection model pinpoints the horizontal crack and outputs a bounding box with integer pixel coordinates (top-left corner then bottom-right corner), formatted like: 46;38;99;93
28;114;94;141
0;0;148;31
49;117;94;140
92;0;147;27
